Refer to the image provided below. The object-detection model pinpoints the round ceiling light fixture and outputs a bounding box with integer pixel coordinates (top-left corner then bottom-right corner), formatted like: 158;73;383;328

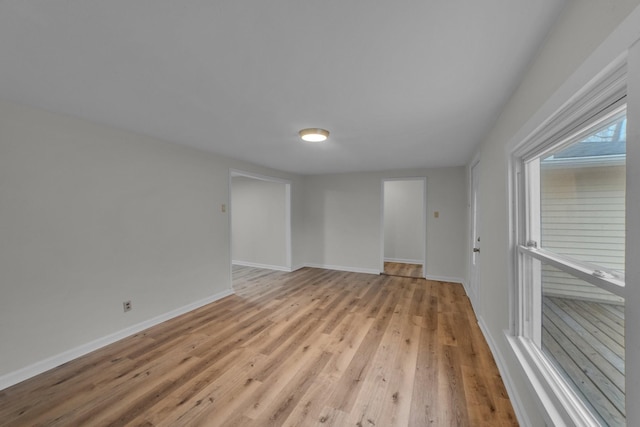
299;128;329;142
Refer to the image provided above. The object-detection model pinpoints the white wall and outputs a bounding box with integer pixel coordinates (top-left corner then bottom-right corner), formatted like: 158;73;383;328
304;167;466;281
383;180;424;263
231;176;287;269
468;0;640;424
0;99;304;384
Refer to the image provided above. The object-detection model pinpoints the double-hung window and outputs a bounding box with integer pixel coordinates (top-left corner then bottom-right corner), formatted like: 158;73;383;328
511;61;628;426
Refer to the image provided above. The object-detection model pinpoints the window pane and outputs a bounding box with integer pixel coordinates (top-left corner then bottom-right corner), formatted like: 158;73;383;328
540;114;626;274
541;263;625;426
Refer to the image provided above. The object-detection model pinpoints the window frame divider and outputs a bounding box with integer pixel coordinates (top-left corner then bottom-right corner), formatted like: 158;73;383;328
517;246;626;298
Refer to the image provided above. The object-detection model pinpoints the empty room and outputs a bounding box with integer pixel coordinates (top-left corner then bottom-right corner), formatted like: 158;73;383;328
1;1;640;426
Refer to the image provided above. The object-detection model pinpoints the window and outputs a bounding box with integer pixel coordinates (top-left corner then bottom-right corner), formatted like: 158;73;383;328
511;62;628;426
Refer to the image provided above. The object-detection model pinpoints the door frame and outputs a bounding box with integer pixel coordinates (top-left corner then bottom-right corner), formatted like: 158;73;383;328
380;177;427;277
229;169;292;278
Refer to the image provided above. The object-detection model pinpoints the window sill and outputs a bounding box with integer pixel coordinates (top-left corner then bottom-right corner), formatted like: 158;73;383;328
505;332;600;427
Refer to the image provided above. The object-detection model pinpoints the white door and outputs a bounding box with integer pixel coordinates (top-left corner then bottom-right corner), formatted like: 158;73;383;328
470;161;481;304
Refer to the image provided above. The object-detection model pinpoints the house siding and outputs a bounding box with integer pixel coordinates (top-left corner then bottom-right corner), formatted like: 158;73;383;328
541;164;625;304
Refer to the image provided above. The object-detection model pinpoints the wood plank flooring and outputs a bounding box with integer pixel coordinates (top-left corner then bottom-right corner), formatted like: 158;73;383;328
383;262;423;278
542;296;625;426
0;266;517;426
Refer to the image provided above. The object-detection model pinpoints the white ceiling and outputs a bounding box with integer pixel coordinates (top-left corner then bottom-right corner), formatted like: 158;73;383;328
0;1;564;175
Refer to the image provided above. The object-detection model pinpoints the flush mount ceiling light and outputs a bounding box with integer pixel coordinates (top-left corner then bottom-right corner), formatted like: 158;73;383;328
299;128;329;142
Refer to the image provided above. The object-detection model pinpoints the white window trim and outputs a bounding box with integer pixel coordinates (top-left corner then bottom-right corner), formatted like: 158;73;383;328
507;55;628;426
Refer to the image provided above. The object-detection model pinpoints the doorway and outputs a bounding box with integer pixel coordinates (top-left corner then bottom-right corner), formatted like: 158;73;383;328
229;170;292;279
381;178;426;278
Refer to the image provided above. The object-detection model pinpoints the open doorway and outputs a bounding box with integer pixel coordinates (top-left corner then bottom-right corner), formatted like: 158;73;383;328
381;178;426;278
229;170;292;280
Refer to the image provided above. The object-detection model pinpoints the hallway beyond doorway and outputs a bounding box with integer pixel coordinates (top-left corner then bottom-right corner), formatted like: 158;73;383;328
383;261;423;278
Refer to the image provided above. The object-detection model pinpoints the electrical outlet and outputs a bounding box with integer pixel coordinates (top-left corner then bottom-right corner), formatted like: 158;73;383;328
123;301;132;312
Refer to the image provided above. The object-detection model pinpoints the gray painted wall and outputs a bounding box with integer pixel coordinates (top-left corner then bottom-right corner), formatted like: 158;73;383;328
304;168;466;281
0;99;303;380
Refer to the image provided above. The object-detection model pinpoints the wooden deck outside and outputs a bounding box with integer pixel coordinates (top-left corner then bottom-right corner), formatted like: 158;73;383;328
542;295;625;426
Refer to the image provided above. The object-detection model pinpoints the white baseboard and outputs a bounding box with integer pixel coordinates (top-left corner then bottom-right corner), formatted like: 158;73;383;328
0;288;234;391
476;317;532;427
383;257;423;264
304;263;380;275
466;288;480;313
424;274;464;284
232;260;291;272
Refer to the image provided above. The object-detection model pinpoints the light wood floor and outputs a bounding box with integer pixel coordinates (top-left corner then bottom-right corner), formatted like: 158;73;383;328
383;262;423;278
543;296;625;426
0;266;517;426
